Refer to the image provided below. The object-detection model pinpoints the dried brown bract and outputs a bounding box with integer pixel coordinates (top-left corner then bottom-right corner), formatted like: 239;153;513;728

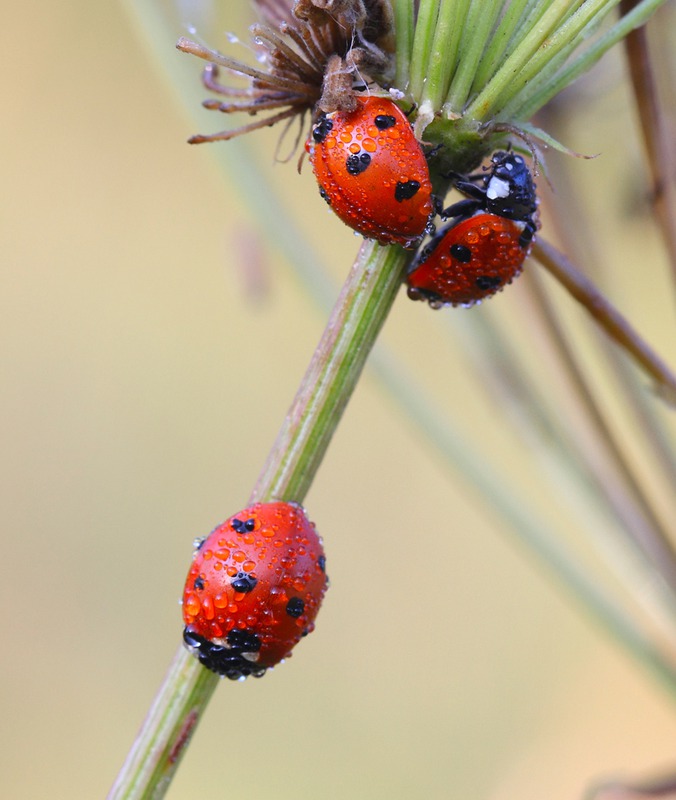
176;0;395;145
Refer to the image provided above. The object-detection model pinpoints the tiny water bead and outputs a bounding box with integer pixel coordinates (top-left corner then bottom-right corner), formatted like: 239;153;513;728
182;501;328;680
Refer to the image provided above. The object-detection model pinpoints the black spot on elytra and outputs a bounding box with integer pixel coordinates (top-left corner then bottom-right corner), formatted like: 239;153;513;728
231;572;258;593
183;627;265;680
450;243;472;263
319;185;331;205
395;180;420;202
231;517;255;534
475;275;502;291
312;115;333;143
346;152;371;176
227;628;261;652
317;554;326;572
193;576;205;591
375;114;396;130
286;597;305;618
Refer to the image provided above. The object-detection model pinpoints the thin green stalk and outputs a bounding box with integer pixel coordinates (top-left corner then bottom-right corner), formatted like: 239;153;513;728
535;98;676;511
464;0;612;121
408;0;440;100
486;0;582;115
369;347;676;700
108;241;410;799
470;0;534;93
622;0;676;291
484;0;618;116
509;0;670;120
392;0;414;91
524;267;676;596
251;241;410;502
484;0;619;116
498;33;580;121
421;0;467;110
444;0;503;112
452;309;667;555
532;239;676;404
108;649;218;800
497;0;577;76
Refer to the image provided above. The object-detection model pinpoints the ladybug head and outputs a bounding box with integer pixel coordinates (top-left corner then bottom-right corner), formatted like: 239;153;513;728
485;151;537;221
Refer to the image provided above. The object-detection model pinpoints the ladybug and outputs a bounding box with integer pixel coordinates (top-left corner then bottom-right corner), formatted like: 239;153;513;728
182;501;328;679
406;151;538;307
306;96;434;247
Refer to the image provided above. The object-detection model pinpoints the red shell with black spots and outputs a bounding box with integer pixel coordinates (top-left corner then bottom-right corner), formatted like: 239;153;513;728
406;213;531;307
182;501;328;680
306;96;434;247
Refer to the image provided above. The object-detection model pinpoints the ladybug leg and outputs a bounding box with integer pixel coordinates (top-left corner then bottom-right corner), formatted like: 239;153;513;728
452;179;488;201
431;194;445;216
519;218;538;249
462;169;489;184
423;143;443;160
440;197;480;220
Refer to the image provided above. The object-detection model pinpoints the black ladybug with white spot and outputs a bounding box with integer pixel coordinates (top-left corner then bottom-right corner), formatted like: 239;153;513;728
441;151;538;247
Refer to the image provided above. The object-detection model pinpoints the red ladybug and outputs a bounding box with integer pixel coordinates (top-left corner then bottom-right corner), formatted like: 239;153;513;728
182;502;328;679
407;151;538;307
306;96;434;247
406;213;531;307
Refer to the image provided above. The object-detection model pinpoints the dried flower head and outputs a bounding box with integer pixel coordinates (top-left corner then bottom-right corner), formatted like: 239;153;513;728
176;0;395;145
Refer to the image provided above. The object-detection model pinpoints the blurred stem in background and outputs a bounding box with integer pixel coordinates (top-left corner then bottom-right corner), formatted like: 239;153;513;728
112;1;676;798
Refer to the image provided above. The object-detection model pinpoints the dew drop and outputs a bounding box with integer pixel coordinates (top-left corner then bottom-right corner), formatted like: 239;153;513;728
184;594;200;617
202;595;215;621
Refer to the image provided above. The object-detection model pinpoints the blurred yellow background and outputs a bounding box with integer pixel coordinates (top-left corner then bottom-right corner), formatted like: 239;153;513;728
2;2;676;798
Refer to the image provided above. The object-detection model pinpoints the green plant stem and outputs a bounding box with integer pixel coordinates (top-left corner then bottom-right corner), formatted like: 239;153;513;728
392;0;414;91
444;0;502;112
621;0;676;292
408;0;440;100
108;648;218;800
108;241;410;799
421;0;466;111
532;239;676;404
369;348;676;700
251;241;410;502
509;0;671;120
464;0;611;121
470;0;533;93
525;267;676;597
